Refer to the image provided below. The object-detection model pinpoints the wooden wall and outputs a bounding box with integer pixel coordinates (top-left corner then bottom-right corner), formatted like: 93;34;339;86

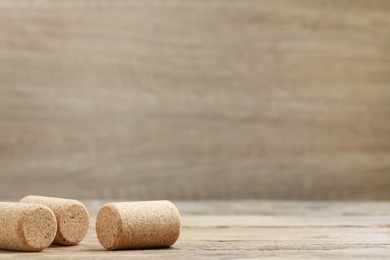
0;0;389;200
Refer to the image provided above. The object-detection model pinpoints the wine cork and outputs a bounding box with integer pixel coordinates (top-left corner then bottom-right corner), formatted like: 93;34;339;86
96;200;181;250
0;202;57;251
20;195;89;246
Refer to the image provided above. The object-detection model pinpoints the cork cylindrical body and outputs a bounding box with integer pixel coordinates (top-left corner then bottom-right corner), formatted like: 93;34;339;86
0;202;57;251
96;201;181;250
20;196;89;246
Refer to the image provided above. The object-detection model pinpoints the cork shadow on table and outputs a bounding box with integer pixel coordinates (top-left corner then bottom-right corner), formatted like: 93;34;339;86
0;247;180;258
0;243;86;254
0;250;40;254
87;246;180;252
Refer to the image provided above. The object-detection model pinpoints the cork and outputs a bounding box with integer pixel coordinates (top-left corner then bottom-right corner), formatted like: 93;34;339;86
0;202;57;251
20;195;89;246
96;200;181;250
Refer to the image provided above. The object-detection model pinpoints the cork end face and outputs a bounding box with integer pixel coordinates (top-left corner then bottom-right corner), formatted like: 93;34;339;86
18;206;57;252
55;202;89;246
96;204;122;250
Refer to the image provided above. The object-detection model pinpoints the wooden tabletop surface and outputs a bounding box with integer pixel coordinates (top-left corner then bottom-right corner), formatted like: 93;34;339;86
0;200;389;259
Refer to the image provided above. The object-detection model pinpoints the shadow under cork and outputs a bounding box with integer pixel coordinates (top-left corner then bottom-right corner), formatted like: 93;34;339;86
0;243;70;253
87;246;179;252
49;244;70;248
0;249;43;254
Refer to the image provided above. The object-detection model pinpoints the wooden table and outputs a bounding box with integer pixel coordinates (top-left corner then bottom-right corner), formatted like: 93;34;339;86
0;201;389;259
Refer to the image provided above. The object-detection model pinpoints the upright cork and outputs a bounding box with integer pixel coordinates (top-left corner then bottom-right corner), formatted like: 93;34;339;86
96;200;181;250
0;202;57;251
20;195;89;246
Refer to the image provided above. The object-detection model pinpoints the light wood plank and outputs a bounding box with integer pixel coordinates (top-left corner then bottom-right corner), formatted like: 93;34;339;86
0;0;390;200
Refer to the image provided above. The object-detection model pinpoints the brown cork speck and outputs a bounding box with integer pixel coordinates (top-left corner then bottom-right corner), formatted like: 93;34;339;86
96;201;181;250
20;195;89;246
0;202;57;251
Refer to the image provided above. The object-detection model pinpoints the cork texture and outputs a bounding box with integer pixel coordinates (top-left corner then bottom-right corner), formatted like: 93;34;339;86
20;196;89;246
96;201;181;250
0;202;57;251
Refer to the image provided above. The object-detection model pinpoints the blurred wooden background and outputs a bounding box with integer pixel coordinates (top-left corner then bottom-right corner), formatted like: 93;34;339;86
0;0;389;200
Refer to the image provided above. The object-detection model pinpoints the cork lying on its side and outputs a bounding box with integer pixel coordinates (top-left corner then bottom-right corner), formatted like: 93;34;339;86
96;200;181;250
20;195;89;246
0;202;57;251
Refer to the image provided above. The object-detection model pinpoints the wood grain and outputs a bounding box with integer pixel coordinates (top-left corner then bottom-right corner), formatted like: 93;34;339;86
0;201;389;259
0;0;390;200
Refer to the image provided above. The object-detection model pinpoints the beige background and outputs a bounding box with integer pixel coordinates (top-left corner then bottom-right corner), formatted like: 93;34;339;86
0;0;389;200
